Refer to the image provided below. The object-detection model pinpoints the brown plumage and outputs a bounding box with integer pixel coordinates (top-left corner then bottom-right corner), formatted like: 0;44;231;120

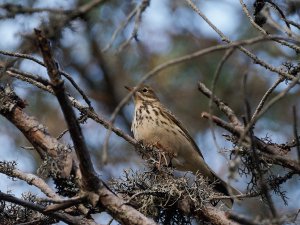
127;84;240;208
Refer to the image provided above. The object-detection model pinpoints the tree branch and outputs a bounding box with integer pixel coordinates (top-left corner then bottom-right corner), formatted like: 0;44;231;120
0;84;157;225
35;29;101;191
0;192;85;225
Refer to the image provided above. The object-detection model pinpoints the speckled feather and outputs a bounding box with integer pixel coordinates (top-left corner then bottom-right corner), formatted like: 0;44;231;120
129;85;240;208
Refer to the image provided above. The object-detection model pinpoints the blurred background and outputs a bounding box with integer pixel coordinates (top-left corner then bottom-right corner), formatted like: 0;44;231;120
0;0;299;224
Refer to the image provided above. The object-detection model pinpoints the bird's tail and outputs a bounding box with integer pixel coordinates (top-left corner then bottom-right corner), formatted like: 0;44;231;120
213;179;241;208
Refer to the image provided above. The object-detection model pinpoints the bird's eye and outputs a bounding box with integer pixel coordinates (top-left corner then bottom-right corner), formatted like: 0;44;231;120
142;88;148;93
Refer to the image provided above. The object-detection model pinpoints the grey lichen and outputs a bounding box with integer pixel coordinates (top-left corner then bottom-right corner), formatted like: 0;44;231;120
110;167;216;224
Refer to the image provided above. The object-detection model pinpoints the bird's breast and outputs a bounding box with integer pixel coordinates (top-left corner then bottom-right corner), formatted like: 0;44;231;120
132;105;190;156
132;104;214;176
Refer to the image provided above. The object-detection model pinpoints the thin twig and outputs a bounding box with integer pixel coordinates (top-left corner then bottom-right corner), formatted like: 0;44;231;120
60;71;93;109
263;9;294;37
292;106;300;162
251;77;284;121
102;7;139;52
242;73;278;218
209;192;260;200
118;0;150;52
185;0;300;64
240;74;300;147
264;1;292;33
5;67;51;86
107;218;114;225
5;68;138;148
0;3;72;15
227;213;260;225
74;0;106;17
239;0;268;35
0;50;93;109
260;151;300;173
285;19;300;30
44;195;87;213
0;192;82;225
56;129;69;140
240;0;296;48
199;82;242;127
209;48;235;153
201;112;241;136
203;113;300;173
123;191;165;205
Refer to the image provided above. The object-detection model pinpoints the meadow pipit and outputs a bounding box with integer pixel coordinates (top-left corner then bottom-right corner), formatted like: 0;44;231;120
126;85;240;207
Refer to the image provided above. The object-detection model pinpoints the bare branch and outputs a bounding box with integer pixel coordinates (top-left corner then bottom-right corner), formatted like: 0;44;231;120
44;195;87;213
199;82;242;127
0;50;93;109
98;188;157;225
227;212;260;225
240;74;300;147
118;0;150;52
209;48;235;152
0;192;85;225
251;77;284;121
239;0;268;35
185;0;300;69
199;206;239;225
202;112;300;173
0;166;60;200
35;29;101;191
5;67;138;148
0;3;72;16
292;106;300;162
73;0;107;17
102;6;138;52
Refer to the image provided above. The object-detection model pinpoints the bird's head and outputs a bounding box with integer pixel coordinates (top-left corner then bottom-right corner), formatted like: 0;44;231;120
125;85;159;104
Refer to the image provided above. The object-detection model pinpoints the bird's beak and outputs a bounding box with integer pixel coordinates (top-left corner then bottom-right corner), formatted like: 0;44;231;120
124;86;133;91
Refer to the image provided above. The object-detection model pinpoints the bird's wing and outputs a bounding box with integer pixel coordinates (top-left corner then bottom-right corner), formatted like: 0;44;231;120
160;104;204;159
160;104;241;208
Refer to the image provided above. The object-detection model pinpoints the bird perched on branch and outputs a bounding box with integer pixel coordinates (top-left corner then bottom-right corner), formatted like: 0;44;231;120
126;84;240;208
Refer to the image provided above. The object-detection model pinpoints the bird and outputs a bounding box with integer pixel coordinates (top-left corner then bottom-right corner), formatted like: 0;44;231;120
125;84;240;208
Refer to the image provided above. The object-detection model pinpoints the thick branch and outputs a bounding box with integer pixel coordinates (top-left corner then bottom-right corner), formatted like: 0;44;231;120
1;107;57;158
0;86;72;178
98;188;157;225
0;167;60;200
199;206;239;225
35;29;100;191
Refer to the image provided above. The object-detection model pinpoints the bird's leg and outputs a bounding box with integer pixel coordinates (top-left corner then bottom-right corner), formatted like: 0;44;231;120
157;151;162;171
160;150;169;167
155;142;172;169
